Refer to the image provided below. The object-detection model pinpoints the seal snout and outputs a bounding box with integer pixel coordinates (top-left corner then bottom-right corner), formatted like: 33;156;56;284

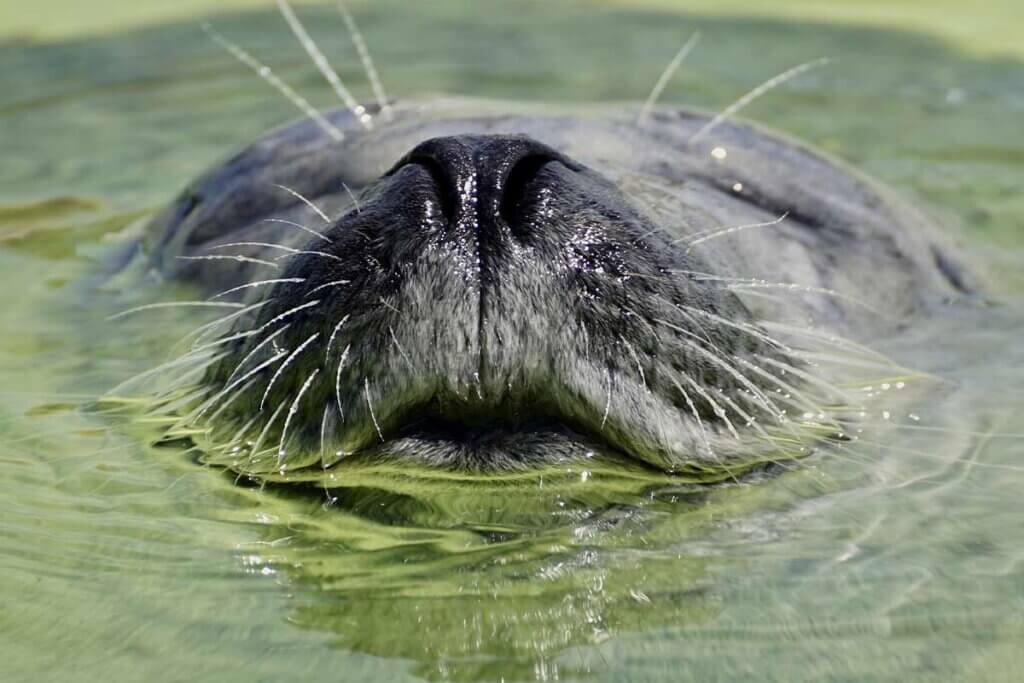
197;132;791;473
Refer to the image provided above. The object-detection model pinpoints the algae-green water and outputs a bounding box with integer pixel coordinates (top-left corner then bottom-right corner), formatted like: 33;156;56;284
2;2;1024;680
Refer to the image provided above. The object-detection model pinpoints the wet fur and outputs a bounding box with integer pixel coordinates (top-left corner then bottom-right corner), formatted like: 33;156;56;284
130;5;975;477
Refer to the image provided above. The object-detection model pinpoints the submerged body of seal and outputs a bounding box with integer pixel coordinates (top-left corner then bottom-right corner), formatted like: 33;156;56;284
136;93;972;478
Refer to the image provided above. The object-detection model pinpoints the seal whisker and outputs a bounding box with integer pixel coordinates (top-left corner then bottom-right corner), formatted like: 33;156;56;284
275;0;373;129
208;241;345;264
725;282;887;317
637;31;701;125
224;324;291;385
364;378;384;442
734;356;830;416
209;278;306;301
754;354;858;405
261;218;332;243
652;316;797;425
713;388;772;439
319;403;332;457
337;1;392;121
833;437;1024;474
278;367;321;463
181;300;275;349
204;376;260;427
689;57;833;144
107;300;244;321
334;343;352;420
341;183;362;216
758;321;894;363
620;337;647;391
272;184;332;224
670;300;793;352
200;22;345;142
273;249;346;264
177;254;280;269
679;212;790;252
325;314;350;359
249;401;288;464
106;348;225;396
675;269;885;318
192;350;288;422
389;326;415;370
677;372;741;441
256;299;322;334
600;367;613;429
259;332;320;411
306;279;350;297
671;377;743;484
223;412;262;455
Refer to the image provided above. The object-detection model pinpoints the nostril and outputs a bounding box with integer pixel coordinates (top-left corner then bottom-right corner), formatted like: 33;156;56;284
499;154;556;228
407;155;458;225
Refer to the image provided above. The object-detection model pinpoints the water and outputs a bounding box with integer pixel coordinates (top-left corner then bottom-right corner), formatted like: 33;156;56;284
2;2;1023;680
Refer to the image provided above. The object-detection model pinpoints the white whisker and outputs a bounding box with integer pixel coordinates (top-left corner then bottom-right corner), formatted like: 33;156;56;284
671;377;716;462
262;218;332;243
177;254;279;269
342;181;361;213
326;314;351;359
224;324;291;385
210;241;343;265
107;300;244;321
272;183;331;224
755;354;857;405
106;349;225;396
192;350;288;422
259;332;320;411
320;403;333;458
600;367;613;429
637;31;700;125
180;300;274;349
334;343;351;419
338;1;392;120
275;0;373;129
389;326;414;370
682;212;789;253
209;278;305;300
679;372;740;441
201;22;345;142
250;401;288;461
621;337;647;391
273;249;345;264
257;299;321;333
689;57;832;144
278;367;321;463
306;279;350;297
204;376;259;426
364;378;384;441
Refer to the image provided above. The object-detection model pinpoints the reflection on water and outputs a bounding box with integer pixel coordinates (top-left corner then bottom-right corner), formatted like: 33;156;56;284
2;2;1024;680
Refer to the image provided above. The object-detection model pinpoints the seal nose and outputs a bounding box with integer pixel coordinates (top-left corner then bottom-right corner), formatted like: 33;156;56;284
393;134;574;236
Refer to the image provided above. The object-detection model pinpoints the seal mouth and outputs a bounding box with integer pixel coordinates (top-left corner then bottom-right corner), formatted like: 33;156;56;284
172;132;831;476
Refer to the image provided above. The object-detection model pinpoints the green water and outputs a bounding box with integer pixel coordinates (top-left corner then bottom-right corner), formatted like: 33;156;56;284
2;2;1024;680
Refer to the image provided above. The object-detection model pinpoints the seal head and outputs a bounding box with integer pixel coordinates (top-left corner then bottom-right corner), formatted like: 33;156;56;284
141;100;972;476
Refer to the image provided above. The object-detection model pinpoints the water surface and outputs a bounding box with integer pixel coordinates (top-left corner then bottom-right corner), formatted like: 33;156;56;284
2;2;1023;680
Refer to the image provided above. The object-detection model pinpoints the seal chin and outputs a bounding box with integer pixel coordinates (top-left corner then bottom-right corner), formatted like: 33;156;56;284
186;132;810;476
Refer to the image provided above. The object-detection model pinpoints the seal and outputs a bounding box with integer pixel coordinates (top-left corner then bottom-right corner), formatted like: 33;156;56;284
125;5;975;480
135;94;973;479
